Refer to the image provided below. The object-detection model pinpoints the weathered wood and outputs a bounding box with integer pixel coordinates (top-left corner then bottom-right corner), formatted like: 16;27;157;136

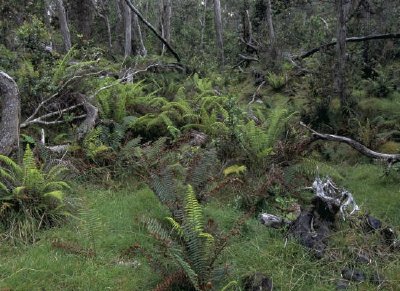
0;72;20;156
296;33;400;60
300;122;400;164
123;0;181;62
55;0;72;52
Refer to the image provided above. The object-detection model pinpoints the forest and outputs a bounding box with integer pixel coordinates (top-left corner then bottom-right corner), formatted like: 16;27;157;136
0;0;399;290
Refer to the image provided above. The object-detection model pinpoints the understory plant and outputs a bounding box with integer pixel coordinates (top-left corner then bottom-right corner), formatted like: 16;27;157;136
145;185;229;290
0;145;71;243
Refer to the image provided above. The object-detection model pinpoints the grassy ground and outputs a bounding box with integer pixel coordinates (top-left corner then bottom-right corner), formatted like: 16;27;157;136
0;163;399;290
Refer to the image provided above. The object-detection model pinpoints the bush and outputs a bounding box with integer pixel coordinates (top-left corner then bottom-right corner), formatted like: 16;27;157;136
0;146;72;243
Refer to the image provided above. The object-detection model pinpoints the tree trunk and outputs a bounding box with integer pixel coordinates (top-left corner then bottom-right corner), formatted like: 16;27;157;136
199;0;208;50
123;0;181;62
55;0;72;52
213;0;224;65
123;0;132;57
159;0;172;55
265;0;277;60
133;13;147;56
0;72;20;156
335;0;350;110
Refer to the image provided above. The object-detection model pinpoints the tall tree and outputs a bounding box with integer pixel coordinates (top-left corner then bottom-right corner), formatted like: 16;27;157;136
335;0;351;110
213;0;224;65
0;72;20;156
123;0;132;57
159;0;172;55
132;13;147;56
55;0;71;52
265;0;277;60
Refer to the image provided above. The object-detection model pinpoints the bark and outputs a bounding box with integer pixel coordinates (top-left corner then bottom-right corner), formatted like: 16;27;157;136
300;122;400;165
132;13;147;56
213;0;224;65
296;33;400;59
123;0;181;62
335;0;350;109
77;0;92;39
161;0;172;55
199;0;208;50
123;0;132;57
0;72;20;156
75;94;98;140
55;0;72;52
265;0;276;47
91;0;112;53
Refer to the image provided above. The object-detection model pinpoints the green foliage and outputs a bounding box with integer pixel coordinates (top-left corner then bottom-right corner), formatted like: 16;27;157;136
0;145;71;243
266;72;286;91
145;185;225;290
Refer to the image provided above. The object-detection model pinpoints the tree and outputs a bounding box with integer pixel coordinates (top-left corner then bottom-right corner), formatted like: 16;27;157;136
123;0;132;57
0;72;20;156
213;0;224;65
55;0;71;52
159;0;172;55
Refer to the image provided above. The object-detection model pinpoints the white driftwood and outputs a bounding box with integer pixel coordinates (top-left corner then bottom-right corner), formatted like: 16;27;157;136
312;176;359;220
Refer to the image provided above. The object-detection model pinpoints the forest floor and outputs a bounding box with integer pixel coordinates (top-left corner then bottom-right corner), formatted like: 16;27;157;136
0;163;399;290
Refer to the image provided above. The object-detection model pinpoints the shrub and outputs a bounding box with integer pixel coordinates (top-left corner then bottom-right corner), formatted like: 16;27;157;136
0;146;71;243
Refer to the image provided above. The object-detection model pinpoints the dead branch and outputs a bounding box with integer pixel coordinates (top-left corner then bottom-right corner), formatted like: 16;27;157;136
0;72;20;156
296;33;400;60
300;122;400;164
123;0;181;63
238;54;259;62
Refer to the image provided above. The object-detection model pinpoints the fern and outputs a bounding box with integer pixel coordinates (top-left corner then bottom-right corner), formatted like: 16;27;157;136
0;145;72;243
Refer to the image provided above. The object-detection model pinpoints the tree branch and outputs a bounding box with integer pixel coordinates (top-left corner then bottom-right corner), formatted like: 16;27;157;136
300;122;400;164
123;0;181;63
295;33;400;60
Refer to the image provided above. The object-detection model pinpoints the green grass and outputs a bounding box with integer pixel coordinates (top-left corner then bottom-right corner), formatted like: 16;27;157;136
0;163;399;290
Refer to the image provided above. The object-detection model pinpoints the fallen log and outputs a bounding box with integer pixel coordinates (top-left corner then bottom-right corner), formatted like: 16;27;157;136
300;122;400;165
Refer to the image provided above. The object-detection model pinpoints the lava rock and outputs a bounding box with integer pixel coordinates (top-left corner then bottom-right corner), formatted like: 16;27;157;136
242;272;273;291
381;227;397;246
364;215;382;232
341;268;365;282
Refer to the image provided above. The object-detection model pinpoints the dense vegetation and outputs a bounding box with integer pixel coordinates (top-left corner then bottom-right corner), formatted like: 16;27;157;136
0;0;399;290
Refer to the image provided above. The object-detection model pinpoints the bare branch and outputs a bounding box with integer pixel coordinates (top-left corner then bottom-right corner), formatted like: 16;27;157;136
300;122;400;164
295;33;400;60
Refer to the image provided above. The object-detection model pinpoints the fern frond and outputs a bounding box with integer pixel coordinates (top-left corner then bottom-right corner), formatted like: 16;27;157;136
166;217;184;238
0;155;23;178
43;190;64;201
23;145;37;172
184;185;203;232
0;168;15;183
0;181;9;194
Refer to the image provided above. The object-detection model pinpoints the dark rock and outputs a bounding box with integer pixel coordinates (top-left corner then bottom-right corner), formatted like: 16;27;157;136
370;271;385;286
341;268;365;282
242;272;273;291
364;215;382;232
381;227;397;246
336;279;349;290
288;196;339;258
356;252;371;264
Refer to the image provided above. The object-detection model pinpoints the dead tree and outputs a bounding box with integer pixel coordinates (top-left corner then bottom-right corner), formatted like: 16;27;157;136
213;0;225;65
132;13;147;56
55;0;72;52
0;72;20;156
265;0;277;59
